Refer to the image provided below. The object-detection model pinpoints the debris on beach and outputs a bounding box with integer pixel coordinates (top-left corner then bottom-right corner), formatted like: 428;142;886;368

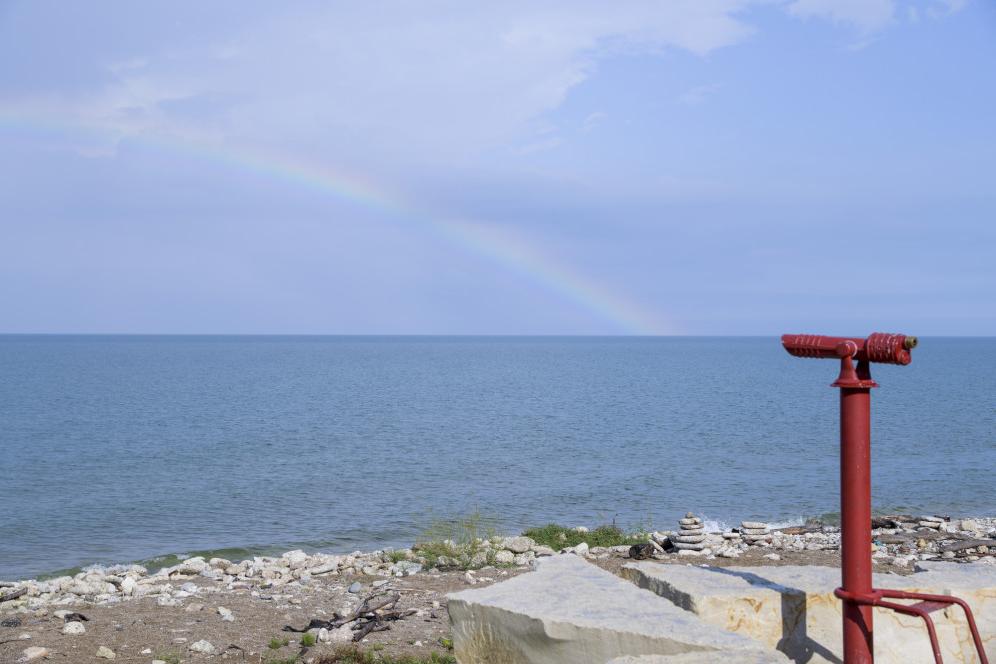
283;590;416;643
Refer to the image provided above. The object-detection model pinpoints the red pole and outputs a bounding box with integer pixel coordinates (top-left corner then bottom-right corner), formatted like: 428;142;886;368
840;385;874;663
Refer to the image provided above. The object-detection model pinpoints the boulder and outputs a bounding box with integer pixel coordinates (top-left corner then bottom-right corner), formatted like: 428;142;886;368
502;537;535;554
448;554;779;664
621;562;996;664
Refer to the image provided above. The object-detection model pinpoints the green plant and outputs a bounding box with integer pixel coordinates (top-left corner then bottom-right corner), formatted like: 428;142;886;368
316;647;457;664
155;653;181;664
523;523;648;550
437;636;453;650
414;509;500;570
386;550;408;563
300;632;317;647
269;636;290;649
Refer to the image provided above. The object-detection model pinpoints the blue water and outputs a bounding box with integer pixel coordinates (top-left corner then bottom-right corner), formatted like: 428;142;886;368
1;336;993;580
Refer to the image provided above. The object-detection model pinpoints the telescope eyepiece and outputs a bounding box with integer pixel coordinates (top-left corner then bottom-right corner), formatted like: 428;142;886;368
904;336;918;350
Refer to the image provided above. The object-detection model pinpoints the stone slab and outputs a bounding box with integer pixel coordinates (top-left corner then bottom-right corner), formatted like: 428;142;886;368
447;554;781;664
622;562;996;664
609;652;789;663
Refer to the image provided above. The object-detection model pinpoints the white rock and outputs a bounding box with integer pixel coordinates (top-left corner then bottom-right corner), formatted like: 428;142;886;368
495;550;515;565
763;553;781;561
569;542;590;557
95;645;116;659
448;554;777;663
217;606;235;622
18;647;49;662
189;639;216;655
502;537;535;554
62;621;86;635
120;576;136;596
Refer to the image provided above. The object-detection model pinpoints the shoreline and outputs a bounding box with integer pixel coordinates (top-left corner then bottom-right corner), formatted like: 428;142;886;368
2;513;994;662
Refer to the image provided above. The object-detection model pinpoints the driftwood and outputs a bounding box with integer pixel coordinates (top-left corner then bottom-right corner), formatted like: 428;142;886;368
283;591;412;642
939;539;996;554
0;588;26;603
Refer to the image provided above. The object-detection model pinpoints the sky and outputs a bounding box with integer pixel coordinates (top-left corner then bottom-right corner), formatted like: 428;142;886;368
1;0;994;335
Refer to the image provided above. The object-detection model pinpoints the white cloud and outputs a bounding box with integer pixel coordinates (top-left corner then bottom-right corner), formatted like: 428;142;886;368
4;2;758;164
787;0;896;32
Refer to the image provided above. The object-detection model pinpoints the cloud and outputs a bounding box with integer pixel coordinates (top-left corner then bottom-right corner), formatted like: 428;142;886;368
787;0;896;32
1;2;758;165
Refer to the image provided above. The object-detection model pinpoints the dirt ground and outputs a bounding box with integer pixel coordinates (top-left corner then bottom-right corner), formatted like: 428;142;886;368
0;549;921;664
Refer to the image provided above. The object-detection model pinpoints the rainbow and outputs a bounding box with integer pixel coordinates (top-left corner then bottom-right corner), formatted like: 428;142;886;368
0;108;674;334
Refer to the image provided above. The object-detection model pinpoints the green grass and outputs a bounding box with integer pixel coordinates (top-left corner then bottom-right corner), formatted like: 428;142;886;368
386;549;409;563
154;653;181;664
300;632;317;647
317;647;457;664
269;636;291;649
522;523;648;550
414;509;500;570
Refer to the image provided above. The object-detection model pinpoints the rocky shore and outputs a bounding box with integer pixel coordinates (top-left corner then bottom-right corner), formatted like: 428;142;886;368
1;514;994;663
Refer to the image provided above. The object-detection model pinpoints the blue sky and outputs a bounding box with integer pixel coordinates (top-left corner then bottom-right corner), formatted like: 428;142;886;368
1;0;993;334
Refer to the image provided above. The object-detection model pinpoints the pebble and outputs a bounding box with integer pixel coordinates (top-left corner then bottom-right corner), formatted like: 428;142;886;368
95;645;116;659
347;582;362;593
62;620;86;635
764;553;781;561
464;571;477;585
189;639;216;655
217;606;235;621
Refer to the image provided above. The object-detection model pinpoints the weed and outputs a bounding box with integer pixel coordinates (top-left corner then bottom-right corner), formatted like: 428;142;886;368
269;636;290;649
414;509;500;570
300;632;317;647
155;653;181;664
523;523;648;550
316;646;456;663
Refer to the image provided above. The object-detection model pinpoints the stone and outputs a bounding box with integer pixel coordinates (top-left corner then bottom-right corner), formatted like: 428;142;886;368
282;550;309;569
672;542;705;551
567;542;589;557
494;550;515;565
189;639;216;654
393;560;423;576
120;576;136;596
502;536;535;554
217;606;234;621
763;553;780;561
347;582;362;593
919;521;942;529
609;653;789;663
95;645;116;659
532;545;556;557
622;562;996;664
679;518;702;527
18;647;49;662
673;535;706;544
62;620;86;635
961;519;980;533
742;521;768;530
448;554;778;663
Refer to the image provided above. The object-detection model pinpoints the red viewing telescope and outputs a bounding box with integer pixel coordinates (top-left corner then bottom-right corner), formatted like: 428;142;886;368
781;333;988;664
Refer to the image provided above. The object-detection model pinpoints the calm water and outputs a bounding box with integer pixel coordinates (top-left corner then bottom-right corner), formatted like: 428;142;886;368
1;336;993;580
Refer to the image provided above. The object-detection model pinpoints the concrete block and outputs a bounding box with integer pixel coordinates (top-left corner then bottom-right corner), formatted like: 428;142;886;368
447;554;782;664
622;562;995;664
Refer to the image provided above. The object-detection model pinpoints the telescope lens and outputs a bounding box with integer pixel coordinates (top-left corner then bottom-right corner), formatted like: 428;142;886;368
904;336;918;350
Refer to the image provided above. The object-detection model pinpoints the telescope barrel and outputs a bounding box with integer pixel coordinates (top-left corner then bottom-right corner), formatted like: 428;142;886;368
781;333;916;365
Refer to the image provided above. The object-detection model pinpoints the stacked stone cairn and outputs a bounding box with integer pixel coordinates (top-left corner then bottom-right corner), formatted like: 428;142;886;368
741;520;771;545
672;512;707;552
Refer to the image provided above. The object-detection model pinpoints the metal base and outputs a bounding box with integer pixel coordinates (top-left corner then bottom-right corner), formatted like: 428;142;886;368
834;587;990;664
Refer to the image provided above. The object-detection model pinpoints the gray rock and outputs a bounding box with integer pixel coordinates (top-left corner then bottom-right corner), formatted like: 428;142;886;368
189;639;216;655
62;621;86;635
348;582;362;594
494;550;515;565
217;606;234;622
95;645;116;659
448;554;776;663
502;537;535;554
